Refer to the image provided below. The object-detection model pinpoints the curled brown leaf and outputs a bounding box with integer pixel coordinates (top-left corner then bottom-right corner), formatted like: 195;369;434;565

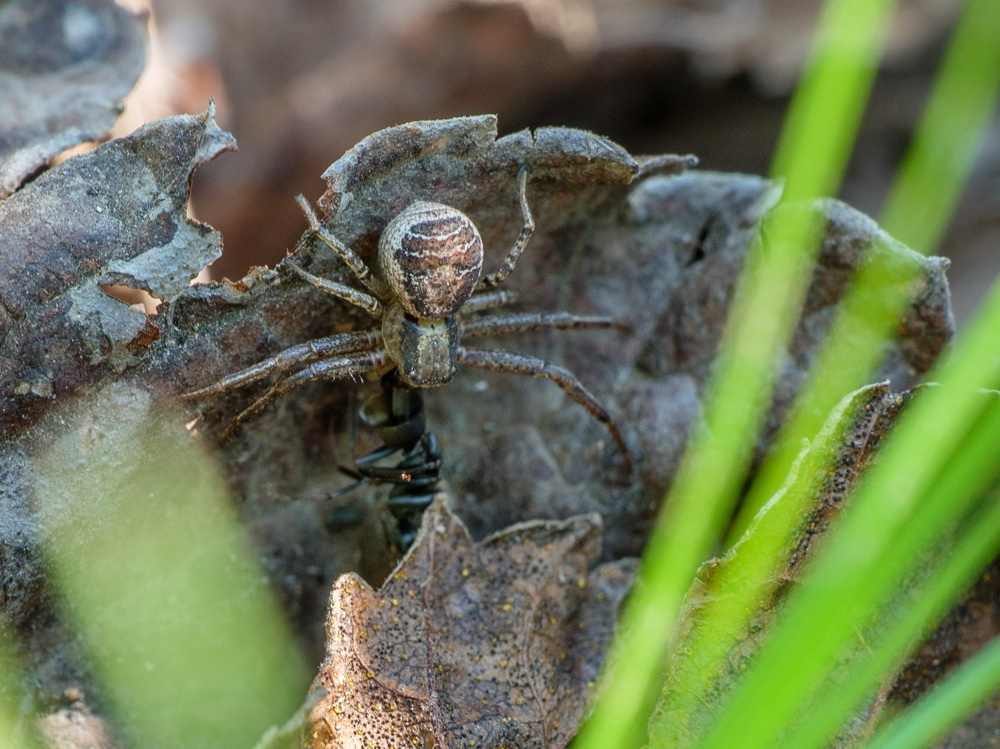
306;494;636;749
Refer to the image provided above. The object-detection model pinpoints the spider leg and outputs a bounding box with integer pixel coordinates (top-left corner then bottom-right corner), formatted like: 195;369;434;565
326;476;367;503
460;289;519;316
181;329;382;400
295;194;392;301
460;311;618;339
478;165;534;290
285;261;385;318
456;346;632;474
217;349;391;443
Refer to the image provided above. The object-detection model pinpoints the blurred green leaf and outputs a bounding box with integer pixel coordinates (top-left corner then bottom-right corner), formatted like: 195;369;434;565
35;385;310;749
0;622;41;749
880;0;1000;254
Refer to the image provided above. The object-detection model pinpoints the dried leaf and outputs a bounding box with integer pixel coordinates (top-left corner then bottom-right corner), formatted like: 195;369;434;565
0;0;146;196
155;115;661;574
311;114;642;242
0;104;235;441
450;175;952;555
156;116;952;566
891;559;1000;706
306;495;636;749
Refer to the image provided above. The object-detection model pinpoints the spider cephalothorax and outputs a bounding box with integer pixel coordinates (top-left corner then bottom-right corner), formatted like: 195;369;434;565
183;167;631;469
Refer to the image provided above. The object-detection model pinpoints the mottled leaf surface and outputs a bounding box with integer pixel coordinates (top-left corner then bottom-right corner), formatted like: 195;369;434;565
0;0;146;196
306;495;636;749
0;105;235;440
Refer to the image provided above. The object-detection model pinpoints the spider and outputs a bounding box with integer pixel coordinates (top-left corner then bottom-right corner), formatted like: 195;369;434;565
182;166;631;471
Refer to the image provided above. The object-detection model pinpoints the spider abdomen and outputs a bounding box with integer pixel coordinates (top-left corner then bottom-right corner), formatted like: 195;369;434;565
378;201;483;319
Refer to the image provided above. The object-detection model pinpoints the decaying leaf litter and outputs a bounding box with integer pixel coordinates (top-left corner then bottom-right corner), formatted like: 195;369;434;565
0;0;145;198
302;496;635;749
0;3;971;746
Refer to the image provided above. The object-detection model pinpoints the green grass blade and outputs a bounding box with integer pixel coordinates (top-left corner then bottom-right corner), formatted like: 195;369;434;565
694;4;1000;740
880;0;1000;254
867;630;1000;749
36;390;310;749
769;0;898;198
573;1;898;746
733;0;1000;538
696;273;1000;749
647;383;887;747
728;237;932;541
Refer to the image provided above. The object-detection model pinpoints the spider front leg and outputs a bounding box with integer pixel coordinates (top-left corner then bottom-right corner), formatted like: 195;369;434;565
460;289;519;315
284;261;386;319
181;329;382;400
217;349;391;443
295;194;392;301
456;346;632;475
478;165;534;290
